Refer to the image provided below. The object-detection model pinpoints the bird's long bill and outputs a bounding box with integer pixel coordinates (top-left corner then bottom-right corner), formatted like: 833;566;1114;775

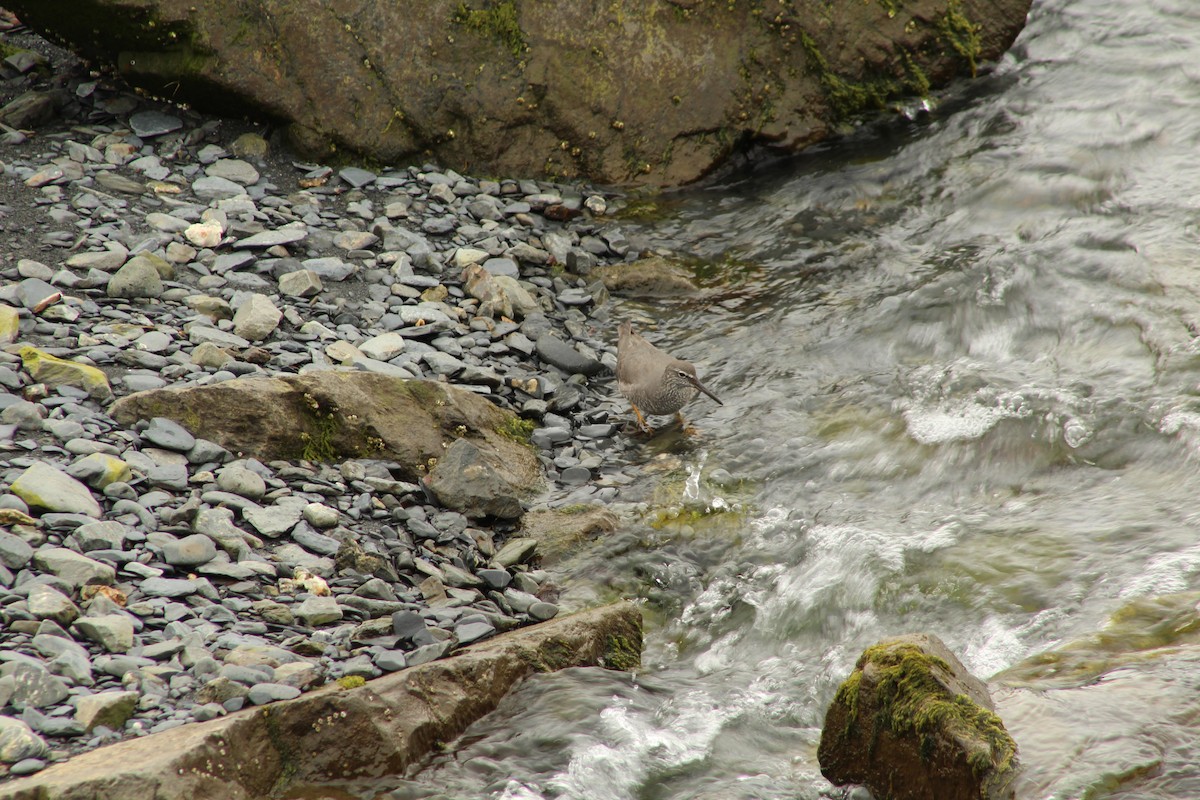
689;376;723;405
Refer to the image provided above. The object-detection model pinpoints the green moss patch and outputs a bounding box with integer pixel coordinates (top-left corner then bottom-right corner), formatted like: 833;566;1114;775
495;415;535;447
451;0;527;59
939;0;983;77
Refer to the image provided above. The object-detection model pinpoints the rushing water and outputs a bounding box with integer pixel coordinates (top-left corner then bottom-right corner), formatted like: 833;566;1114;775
377;0;1200;797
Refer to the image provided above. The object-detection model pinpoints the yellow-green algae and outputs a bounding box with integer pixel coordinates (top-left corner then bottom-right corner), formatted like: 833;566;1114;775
834;643;1017;775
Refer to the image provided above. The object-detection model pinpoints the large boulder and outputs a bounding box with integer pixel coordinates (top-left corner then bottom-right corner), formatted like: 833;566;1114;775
818;633;1019;800
108;372;541;495
0;602;641;800
7;0;1032;187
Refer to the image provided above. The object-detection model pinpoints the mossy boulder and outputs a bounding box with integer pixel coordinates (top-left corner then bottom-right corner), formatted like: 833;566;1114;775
818;632;1018;800
108;372;542;496
6;0;1031;187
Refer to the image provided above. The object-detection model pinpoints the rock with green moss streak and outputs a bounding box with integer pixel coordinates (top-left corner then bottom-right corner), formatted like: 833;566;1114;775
993;590;1200;690
818;632;1018;800
108;372;542;495
17;345;112;401
4;0;1031;188
593;255;700;298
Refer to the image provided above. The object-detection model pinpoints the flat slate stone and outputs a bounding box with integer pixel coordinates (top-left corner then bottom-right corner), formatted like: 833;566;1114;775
339;167;377;188
234;228;308;249
128;110;183;138
139;577;200;598
247;683;302;705
143;417;196;451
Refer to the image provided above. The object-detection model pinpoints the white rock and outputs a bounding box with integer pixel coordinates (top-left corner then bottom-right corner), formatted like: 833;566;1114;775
184;219;224;248
358;332;407;361
302;502;339;529
325;341;362;363
452;247;490;268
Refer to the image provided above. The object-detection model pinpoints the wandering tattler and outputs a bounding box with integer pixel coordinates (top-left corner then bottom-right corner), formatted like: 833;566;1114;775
617;321;722;432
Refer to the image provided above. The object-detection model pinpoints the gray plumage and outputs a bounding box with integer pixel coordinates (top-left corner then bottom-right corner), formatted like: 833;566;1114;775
617;321;721;429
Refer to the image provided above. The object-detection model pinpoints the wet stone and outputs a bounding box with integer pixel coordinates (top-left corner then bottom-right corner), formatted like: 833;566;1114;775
373;650;408;672
391;610;426;640
26;584;79;626
535;334;604;376
339;167;377;188
0;662;70;709
0;530;34;569
528;601;560;621
292;523;341;555
294;596;343;626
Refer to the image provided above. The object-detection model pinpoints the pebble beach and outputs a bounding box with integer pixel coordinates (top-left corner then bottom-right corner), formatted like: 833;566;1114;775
0;24;648;779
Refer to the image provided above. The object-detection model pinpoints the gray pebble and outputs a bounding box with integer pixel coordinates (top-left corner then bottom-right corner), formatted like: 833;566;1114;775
528;602;559;621
246;683;301;705
143;417;197;451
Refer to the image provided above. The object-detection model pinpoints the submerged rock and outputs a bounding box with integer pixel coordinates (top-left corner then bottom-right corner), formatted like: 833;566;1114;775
818;633;1018;800
593;255;701;298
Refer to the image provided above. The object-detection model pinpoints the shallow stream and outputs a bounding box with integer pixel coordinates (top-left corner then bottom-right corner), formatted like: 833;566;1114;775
384;0;1200;797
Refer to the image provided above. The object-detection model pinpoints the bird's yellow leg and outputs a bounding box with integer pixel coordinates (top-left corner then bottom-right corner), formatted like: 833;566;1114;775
632;404;653;433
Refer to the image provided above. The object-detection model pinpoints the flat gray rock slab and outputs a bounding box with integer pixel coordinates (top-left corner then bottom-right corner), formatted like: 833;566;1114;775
128;110;182;138
233;228;308;249
0;602;641;800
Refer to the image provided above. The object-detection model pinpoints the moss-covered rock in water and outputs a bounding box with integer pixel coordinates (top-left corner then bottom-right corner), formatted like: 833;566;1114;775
818;632;1018;800
992;590;1200;690
518;505;618;565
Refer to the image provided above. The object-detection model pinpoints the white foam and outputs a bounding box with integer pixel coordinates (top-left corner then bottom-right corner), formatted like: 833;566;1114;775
904;401;1006;444
496;780;547;800
546;692;732;800
1117;543;1200;598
